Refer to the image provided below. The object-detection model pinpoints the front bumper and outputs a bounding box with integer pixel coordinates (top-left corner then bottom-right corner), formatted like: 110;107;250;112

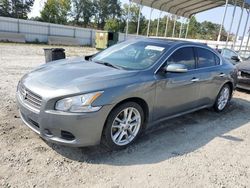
237;76;250;91
16;92;112;147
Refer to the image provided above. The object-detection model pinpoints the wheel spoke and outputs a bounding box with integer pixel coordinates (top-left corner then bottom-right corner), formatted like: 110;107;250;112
131;116;139;122
112;125;121;129
115;117;123;123
113;129;122;141
117;131;125;142
127;128;135;138
127;108;133;122
129;122;138;128
218;98;222;103
123;109;128;120
125;131;130;141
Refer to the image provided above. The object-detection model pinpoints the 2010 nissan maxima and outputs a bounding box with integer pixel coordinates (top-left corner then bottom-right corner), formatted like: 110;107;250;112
16;39;237;150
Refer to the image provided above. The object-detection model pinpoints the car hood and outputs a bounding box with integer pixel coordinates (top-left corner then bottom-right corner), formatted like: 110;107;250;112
237;61;250;73
21;57;139;96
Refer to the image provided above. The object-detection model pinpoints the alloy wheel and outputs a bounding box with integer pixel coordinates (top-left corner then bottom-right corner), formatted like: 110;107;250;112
111;107;141;146
217;87;230;110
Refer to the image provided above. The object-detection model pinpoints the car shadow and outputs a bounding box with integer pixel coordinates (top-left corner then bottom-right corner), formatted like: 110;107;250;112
46;97;250;166
236;88;250;94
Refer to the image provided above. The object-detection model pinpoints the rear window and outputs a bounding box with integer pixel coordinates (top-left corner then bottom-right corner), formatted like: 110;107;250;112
196;48;218;68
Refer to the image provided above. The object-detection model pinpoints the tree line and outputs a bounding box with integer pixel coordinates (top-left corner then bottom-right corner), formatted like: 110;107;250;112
0;0;231;41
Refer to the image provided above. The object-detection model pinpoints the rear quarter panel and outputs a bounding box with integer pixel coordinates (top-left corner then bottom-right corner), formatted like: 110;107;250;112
214;59;238;97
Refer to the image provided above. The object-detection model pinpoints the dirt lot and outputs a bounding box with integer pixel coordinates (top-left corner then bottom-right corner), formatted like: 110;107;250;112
0;43;250;188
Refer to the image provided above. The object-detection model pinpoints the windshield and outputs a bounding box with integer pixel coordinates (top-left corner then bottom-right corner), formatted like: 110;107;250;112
92;40;166;70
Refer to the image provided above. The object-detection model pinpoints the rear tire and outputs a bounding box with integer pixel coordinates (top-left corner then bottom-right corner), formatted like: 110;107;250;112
102;102;144;150
214;84;231;112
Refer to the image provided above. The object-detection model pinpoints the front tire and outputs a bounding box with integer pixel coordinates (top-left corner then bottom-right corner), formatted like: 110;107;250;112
102;102;144;150
214;84;231;112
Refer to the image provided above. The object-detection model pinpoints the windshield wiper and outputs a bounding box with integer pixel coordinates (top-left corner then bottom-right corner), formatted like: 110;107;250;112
94;61;124;70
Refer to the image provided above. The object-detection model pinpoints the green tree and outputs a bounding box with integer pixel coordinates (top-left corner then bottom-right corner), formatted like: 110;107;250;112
104;18;120;32
93;0;121;29
185;17;228;41
71;0;94;27
40;0;71;24
147;15;174;37
0;0;34;19
0;0;11;17
202;21;227;41
122;3;147;34
186;16;201;39
29;16;42;21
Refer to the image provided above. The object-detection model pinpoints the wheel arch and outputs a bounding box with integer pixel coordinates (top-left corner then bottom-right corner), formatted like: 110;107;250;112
102;97;150;135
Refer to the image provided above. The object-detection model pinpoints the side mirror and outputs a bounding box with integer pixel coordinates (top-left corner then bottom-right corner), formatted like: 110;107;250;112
164;63;188;73
84;51;102;60
231;56;240;62
84;55;93;60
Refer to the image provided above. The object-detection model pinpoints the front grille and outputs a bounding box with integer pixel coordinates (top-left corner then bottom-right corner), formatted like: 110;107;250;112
19;84;42;110
20;112;40;132
28;118;40;129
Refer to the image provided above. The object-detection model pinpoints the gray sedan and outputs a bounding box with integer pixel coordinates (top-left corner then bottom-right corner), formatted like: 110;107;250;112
16;39;237;150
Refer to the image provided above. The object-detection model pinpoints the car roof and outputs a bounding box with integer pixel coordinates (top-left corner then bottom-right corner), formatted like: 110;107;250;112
133;37;209;48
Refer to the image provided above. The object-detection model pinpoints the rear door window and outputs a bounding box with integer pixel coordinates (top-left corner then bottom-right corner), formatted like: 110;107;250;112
166;47;196;70
196;48;218;68
215;55;220;65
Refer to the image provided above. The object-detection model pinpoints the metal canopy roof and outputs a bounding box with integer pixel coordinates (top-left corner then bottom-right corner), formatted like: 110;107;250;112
131;0;249;18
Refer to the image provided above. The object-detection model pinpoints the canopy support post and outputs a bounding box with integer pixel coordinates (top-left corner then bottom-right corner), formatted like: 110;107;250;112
164;15;169;37
136;3;142;36
185;18;190;39
240;9;250;51
156;11;162;36
147;8;153;37
172;15;177;38
179;18;183;38
226;0;237;48
125;0;131;38
245;24;250;51
217;0;228;42
233;1;245;50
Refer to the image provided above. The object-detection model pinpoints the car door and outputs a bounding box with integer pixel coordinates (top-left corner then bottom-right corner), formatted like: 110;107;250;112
154;47;201;120
195;47;224;105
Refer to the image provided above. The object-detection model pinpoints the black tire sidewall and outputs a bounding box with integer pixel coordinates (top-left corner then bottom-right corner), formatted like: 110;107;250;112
102;102;145;150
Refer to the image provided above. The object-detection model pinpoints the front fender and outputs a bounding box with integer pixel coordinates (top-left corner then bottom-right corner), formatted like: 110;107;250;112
92;80;157;123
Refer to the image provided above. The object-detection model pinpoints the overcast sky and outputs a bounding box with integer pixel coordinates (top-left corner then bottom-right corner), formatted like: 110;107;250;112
28;0;249;37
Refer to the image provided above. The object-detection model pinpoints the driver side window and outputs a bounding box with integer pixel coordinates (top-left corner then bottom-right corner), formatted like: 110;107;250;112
166;47;196;70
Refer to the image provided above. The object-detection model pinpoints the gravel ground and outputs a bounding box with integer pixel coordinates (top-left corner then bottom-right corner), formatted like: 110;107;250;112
0;43;250;188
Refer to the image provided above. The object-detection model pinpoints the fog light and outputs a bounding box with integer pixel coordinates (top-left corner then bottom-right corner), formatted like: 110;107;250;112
61;130;75;141
44;129;53;136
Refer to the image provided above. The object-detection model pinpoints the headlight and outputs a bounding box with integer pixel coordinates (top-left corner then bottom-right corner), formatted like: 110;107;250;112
238;71;241;77
55;91;103;113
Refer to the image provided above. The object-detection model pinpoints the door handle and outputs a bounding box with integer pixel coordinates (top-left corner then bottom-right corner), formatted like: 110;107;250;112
219;73;226;77
191;78;200;82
